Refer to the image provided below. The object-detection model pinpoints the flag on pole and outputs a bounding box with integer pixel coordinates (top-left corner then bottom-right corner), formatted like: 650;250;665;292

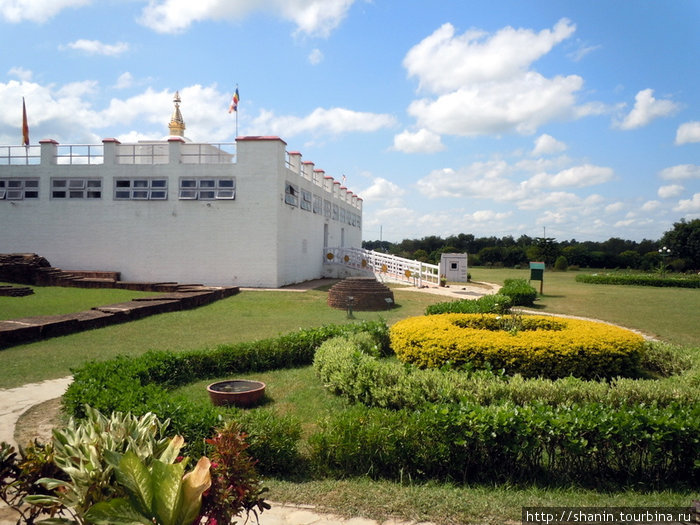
228;87;240;113
22;97;29;146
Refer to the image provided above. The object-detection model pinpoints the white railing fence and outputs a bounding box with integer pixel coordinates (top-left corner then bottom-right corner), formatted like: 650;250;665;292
323;247;440;287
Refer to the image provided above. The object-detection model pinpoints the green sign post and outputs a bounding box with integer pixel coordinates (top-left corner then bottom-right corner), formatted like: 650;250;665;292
529;261;545;294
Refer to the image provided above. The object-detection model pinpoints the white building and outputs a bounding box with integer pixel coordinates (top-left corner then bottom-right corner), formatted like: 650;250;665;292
0;94;363;288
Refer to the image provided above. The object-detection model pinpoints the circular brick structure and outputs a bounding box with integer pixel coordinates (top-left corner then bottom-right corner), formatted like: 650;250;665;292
327;277;395;311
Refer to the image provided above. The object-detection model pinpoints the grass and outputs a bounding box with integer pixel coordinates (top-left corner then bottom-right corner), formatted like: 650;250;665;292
1;274;698;524
467;268;700;347
0;284;444;389
0;282;159;320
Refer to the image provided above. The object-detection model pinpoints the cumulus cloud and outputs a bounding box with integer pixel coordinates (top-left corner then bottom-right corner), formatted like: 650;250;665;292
401;19;599;137
641;200;661;212
616;89;679;130
659;164;700;180
674;193;700;213
249;106;396;138
532;133;567;155
8;67;33;81
676;121;700;145
392;128;445;153
469;210;512;222
0;0;91;23
138;0;355;36
524;164;614;190
115;72;134;89
359;177;405;208
308;48;324;65
658;184;684;199
403;19;576;93
63;39;129;56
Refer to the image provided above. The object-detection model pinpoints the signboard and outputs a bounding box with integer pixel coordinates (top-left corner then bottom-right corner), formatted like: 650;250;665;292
529;261;545;293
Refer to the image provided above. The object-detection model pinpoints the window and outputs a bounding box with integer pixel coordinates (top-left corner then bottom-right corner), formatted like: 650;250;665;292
178;178;236;200
323;199;332;218
51;178;102;199
332;204;339;220
114;178;168;200
0;178;39;200
313;194;322;214
301;189;312;211
285;182;298;206
339;207;346;223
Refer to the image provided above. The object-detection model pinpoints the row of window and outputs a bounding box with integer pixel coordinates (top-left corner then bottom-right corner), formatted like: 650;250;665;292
0;177;236;201
285;182;361;227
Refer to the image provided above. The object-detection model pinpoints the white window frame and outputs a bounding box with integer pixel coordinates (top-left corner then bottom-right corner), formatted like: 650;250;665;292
178;177;236;200
0;178;40;200
114;178;168;200
52;178;102;199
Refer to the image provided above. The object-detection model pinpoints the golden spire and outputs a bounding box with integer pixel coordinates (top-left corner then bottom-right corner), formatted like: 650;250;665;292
168;91;186;137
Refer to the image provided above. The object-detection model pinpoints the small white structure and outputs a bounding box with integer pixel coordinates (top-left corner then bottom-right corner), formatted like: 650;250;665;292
0;94;362;288
439;253;468;282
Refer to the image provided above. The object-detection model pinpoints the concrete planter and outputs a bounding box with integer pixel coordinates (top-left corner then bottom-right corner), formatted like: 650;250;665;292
206;380;266;407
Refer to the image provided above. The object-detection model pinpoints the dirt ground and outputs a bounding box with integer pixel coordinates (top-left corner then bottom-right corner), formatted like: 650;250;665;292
13;397;63;449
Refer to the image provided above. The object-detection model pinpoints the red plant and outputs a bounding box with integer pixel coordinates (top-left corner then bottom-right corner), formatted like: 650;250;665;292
197;422;269;525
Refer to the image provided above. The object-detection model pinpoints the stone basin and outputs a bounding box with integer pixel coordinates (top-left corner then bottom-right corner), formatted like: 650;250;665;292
206;379;266;407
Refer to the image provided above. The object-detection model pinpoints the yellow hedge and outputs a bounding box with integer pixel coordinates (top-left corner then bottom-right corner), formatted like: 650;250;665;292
390;314;645;379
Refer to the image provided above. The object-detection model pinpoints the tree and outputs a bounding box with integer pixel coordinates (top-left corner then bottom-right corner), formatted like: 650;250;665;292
660;218;700;270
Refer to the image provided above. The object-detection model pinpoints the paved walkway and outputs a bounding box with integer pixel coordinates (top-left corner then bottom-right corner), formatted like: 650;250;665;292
0;280;494;525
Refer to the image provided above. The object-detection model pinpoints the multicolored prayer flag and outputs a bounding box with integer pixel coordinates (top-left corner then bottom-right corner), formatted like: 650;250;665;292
228;87;240;113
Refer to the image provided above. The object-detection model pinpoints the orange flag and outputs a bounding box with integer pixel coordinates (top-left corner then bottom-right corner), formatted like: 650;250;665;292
22;97;29;146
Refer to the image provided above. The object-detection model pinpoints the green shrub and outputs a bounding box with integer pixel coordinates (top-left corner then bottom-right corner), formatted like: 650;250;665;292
309;402;700;488
425;294;512;315
314;336;700;409
576;273;700;288
554;256;568;271
62;321;389;473
500;278;538;306
390;314;645;380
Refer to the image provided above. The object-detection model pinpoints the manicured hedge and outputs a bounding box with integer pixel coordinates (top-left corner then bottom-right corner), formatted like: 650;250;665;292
309;401;699;487
576;273;700;288
390;314;645;379
62;321;390;470
313;337;699;409
425;294;512;315
500;278;538;306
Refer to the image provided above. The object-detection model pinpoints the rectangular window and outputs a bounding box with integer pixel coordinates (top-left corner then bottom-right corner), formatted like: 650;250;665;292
178;177;236;200
332;204;339;220
52;178;102;199
0;178;40;200
114;178;167;200
301;189;312;211
313;194;322;214
324;199;332;218
285;182;298;206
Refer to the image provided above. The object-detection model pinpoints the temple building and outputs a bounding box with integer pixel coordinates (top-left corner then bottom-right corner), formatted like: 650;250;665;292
0;93;363;287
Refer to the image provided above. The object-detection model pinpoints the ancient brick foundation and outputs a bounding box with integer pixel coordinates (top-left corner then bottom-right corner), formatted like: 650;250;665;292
327;277;395;311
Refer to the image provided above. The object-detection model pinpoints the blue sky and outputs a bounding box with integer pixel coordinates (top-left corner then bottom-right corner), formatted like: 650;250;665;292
1;0;698;243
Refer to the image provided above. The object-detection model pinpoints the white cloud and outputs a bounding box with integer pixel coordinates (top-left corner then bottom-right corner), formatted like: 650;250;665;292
605;202;625;214
403;19;576;93
674;193;700;213
115;72;134;90
0;0;91;23
138;0;355;36
657;184;684;199
676;121;700;145
63;39;129;56
401;19;596;138
524;164;614;189
641;200;661;212
659;164;700;180
616;89;679;130
249;106;396;138
567;41;602;62
532;133;567;156
469;210;512;222
359;177;405;204
416;160;512;199
8;67;32;81
308;48;323;65
392;128;445;153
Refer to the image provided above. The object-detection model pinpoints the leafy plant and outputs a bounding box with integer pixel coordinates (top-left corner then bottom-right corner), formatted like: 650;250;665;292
425;294;512;315
500;278;538;306
198;421;270;525
84;445;211;525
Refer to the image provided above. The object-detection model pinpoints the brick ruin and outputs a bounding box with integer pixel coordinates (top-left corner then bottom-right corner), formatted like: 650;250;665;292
327;277;395;311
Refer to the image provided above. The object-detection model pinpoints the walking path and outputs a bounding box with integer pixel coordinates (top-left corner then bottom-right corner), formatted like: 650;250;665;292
0;280;498;525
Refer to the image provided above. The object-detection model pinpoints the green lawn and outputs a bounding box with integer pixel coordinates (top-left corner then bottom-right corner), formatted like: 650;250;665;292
467;268;700;347
0;282;159;320
1;275;697;524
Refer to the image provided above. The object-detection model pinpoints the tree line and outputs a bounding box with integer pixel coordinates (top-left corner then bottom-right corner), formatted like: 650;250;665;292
362;219;700;272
